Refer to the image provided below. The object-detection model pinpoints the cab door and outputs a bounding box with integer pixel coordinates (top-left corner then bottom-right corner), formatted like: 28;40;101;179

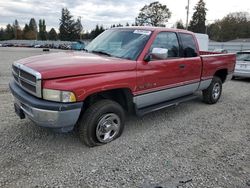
135;31;201;109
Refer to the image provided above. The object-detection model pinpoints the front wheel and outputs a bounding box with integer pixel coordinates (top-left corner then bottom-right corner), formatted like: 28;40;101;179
202;76;222;104
78;99;125;147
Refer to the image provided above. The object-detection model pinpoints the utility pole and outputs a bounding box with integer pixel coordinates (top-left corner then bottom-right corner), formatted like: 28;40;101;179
205;20;208;34
186;0;190;30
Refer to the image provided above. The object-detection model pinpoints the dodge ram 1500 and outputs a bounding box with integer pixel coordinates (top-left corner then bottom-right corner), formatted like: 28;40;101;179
9;27;236;146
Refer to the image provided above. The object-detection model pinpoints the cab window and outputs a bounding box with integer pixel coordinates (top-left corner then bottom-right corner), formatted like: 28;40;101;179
179;33;198;57
149;32;180;60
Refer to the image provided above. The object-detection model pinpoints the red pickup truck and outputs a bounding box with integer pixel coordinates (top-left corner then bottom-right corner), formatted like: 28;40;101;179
9;27;236;147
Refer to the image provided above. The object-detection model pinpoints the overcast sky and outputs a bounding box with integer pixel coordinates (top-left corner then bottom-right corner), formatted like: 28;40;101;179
0;0;250;31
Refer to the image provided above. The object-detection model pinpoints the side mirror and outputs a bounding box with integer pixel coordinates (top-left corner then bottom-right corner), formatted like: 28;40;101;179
144;48;168;62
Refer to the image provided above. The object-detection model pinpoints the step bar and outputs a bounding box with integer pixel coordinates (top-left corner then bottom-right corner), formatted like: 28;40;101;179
135;94;199;117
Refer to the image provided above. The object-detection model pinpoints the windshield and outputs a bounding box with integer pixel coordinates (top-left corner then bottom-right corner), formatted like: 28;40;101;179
85;29;152;60
236;52;250;61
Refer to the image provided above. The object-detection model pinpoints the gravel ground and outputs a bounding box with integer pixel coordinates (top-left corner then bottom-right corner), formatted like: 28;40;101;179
0;47;249;188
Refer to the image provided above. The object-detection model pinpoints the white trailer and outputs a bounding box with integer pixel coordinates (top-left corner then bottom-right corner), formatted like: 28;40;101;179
195;33;209;51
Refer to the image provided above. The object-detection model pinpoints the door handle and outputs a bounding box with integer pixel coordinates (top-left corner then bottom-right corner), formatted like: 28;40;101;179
179;64;186;69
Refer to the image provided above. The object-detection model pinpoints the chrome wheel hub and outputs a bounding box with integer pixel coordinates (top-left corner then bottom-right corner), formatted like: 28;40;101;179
212;83;221;100
96;113;121;143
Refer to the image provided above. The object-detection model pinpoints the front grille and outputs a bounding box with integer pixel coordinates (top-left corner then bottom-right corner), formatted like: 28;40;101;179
20;80;36;93
20;69;37;82
12;63;42;98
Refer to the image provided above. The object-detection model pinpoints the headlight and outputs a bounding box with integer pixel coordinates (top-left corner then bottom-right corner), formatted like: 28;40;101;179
43;89;76;103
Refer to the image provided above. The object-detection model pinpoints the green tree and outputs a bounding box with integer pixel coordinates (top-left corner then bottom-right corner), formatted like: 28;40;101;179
29;18;37;31
1;24;15;40
38;19;47;40
207;12;250;42
189;0;207;33
220;12;249;41
176;20;185;29
74;17;83;40
23;24;31;39
116;23;123;27
92;24;100;38
207;22;221;41
59;8;77;41
82;31;90;39
13;20;22;39
91;25;105;39
83;25;105;39
100;25;105;33
135;1;171;26
0;28;4;40
48;28;58;40
28;18;38;39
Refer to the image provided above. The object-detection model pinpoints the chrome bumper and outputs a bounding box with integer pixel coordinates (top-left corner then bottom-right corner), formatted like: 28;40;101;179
233;70;250;78
9;81;83;132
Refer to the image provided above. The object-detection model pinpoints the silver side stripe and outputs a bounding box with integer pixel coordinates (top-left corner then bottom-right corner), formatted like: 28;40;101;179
134;80;212;109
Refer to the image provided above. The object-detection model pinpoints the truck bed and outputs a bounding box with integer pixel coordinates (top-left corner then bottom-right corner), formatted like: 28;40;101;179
200;51;236;80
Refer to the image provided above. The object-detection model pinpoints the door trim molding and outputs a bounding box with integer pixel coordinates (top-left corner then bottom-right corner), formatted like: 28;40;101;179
134;82;200;109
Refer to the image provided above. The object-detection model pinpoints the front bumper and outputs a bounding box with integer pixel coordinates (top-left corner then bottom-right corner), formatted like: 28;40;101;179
9;81;83;132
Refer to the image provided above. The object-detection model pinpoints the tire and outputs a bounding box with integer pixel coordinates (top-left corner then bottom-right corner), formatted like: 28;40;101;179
202;76;222;104
78;99;125;147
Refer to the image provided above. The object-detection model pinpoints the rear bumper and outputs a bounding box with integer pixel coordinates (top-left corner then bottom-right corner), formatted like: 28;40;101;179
9;81;83;132
233;70;250;78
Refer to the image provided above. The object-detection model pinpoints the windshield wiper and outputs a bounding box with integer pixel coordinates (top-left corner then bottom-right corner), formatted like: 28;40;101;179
91;50;112;56
244;59;250;61
82;48;88;52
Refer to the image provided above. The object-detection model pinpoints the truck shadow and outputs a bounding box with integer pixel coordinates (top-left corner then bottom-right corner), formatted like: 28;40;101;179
124;96;203;133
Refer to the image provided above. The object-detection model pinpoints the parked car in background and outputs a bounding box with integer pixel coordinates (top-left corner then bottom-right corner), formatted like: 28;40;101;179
71;41;85;50
2;43;14;47
34;44;41;48
213;49;228;53
233;51;250;78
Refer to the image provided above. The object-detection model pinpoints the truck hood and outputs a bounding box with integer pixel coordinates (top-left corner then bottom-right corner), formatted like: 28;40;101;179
16;51;136;79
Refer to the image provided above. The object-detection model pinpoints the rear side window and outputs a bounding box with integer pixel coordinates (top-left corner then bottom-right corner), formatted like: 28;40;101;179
179;33;198;57
236;52;250;61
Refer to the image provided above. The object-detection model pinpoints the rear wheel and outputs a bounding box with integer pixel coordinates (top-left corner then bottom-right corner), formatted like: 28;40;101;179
78;99;125;147
202;76;222;104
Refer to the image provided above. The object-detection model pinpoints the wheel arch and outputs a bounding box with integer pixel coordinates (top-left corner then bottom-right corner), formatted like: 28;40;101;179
83;88;135;114
214;69;228;83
